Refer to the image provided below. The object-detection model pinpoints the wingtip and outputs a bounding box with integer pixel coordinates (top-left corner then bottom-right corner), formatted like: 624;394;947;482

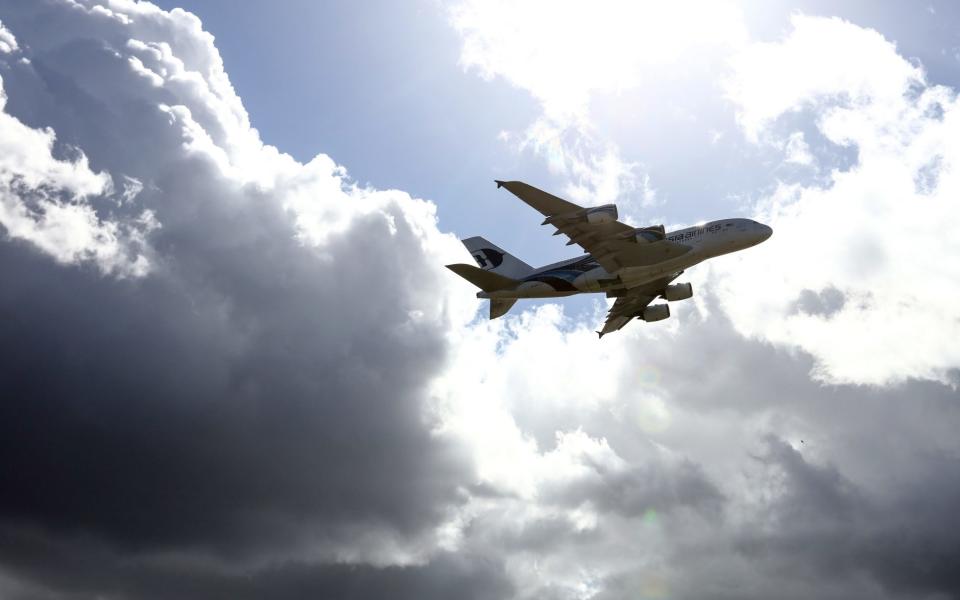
494;179;504;189
596;331;604;339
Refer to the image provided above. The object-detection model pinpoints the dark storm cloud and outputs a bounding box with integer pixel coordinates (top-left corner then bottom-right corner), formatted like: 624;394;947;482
461;510;602;554
0;1;486;597
733;436;960;599
612;298;960;599
0;192;461;552
0;525;510;600
545;457;725;520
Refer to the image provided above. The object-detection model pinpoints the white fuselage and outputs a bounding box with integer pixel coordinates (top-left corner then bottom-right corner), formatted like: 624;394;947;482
481;218;772;299
615;218;771;288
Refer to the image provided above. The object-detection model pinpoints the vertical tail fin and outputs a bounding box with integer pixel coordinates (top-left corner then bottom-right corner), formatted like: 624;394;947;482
461;237;533;280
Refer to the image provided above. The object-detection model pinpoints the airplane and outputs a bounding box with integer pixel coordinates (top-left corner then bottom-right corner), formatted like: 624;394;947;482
447;180;772;338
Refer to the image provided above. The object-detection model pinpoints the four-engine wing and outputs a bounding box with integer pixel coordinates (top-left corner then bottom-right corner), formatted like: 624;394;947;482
598;272;683;337
495;180;691;273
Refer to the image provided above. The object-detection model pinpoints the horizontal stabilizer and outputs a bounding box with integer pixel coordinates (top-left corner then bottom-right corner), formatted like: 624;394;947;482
446;263;517;292
490;298;517;319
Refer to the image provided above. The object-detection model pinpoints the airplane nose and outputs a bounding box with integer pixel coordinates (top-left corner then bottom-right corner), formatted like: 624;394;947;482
759;224;773;241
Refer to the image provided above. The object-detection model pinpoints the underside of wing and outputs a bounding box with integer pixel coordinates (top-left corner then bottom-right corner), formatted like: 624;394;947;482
495;180;691;272
579;234;692;272
599;293;655;338
597;272;683;338
495;180;583;215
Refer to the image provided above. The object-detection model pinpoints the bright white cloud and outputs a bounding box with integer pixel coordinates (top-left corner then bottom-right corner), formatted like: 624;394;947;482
0;74;152;276
726;15;921;142
783;131;814;166
452;0;747;119
718;14;960;385
515;116;655;209
0;19;17;53
451;0;747;214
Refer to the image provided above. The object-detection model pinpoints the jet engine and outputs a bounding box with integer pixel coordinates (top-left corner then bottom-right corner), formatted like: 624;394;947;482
633;225;666;243
585;204;618;225
641;304;670;322
663;282;693;301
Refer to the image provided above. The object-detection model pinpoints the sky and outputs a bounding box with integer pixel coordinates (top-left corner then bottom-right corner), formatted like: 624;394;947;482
0;1;959;599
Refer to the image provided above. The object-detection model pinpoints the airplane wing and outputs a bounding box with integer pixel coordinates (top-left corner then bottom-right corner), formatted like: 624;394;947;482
495;180;691;273
600;293;656;337
598;272;682;337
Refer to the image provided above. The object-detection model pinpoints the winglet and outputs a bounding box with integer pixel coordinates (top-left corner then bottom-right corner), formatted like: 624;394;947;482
495;180;505;189
596;331;604;339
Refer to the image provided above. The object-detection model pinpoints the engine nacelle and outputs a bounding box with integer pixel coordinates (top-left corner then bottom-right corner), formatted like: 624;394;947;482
641;304;670;322
633;224;666;243
663;282;693;301
585;204;618;225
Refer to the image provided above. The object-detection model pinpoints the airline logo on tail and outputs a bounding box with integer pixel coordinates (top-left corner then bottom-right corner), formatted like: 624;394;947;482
472;248;504;269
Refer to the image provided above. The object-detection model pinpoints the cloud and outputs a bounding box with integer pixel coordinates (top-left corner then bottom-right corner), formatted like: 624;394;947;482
434;300;960;600
450;0;746;213
451;0;746;119
790;286;846;317
2;3;960;600
0;19;17;54
725;15;921;143
718;14;960;385
513;116;648;209
729;435;960;599
0;0;490;596
444;9;960;600
0;72;152;275
0;527;511;600
783;131;815;166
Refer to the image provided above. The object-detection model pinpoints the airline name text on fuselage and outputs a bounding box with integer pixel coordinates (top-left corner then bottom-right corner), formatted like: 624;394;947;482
666;223;723;243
